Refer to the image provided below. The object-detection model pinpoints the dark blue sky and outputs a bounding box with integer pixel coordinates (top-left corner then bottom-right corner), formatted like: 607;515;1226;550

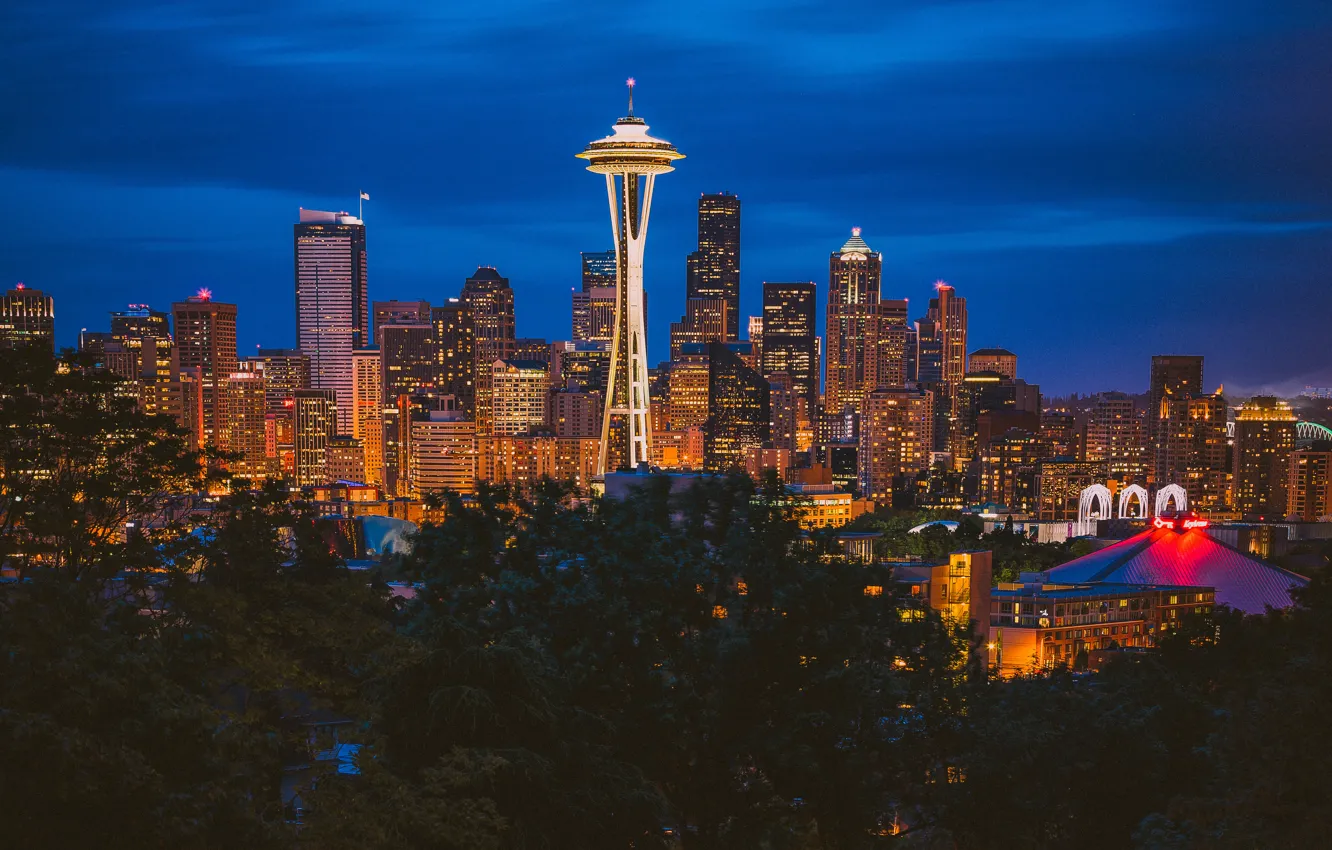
4;0;1330;395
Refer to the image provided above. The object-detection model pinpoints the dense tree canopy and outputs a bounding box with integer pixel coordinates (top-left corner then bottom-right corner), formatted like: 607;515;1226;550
3;346;1332;848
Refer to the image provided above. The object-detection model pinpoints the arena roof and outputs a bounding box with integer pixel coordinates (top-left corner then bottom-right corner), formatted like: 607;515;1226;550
1047;525;1308;614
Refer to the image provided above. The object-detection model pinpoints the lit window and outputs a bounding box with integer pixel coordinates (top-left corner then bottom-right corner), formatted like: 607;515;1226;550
864;585;884;597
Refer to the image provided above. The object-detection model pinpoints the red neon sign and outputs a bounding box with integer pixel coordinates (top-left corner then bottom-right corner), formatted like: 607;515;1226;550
1153;516;1209;531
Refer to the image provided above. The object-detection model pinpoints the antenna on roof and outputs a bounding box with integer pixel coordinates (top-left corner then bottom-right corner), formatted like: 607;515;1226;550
626;77;636;116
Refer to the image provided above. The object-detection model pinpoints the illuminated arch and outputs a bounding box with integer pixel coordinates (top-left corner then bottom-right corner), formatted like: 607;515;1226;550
1155;484;1188;517
1118;484;1149;520
1296;421;1332;444
1077;484;1113;537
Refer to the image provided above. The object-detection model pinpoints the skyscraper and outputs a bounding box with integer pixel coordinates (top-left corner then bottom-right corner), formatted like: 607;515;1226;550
295;208;368;433
351;347;383;486
859;386;934;504
293;388;338;486
431;300;475;414
761;282;817;412
379;323;436;495
250;348;310;413
1149;356;1204;429
702;342;769;472
926;282;967;409
221;368;271;482
410;410;477;497
581;250;617;291
669;297;729;361
576;81;684;472
108;305;173;382
1233;396;1297;519
825;229;881;417
1;284;55;352
969;348;1017;381
686;193;741;341
874;299;910;390
373;300;430;341
491;360;549;437
461;267;516;436
172;291;238;447
1085;392;1148;485
1288;448;1332;522
572;287;617;343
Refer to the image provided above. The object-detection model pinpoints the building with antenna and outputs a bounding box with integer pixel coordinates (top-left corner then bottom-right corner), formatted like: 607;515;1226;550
294;208;368;433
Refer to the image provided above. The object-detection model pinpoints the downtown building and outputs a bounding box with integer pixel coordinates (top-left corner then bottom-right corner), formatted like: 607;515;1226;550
1232;396;1297;519
295;209;368;433
760;282;818;416
858;386;934;505
461;267;516;437
0;284;55;352
685;193;741;341
172;291;238;448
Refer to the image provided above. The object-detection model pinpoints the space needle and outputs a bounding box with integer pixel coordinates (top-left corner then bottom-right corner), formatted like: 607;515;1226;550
577;79;684;474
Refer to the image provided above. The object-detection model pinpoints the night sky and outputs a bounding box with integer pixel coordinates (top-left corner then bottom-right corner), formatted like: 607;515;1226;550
4;0;1330;395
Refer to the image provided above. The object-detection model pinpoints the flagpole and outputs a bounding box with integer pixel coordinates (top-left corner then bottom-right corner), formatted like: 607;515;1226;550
358;191;363;221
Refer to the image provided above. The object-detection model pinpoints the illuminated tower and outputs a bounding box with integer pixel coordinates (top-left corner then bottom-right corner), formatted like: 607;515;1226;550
576;79;684;473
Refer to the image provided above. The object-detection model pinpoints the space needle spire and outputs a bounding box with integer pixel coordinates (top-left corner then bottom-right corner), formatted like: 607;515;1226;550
577;79;684;474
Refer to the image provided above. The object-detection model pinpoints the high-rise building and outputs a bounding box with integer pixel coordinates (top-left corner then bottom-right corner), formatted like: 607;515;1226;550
1148;355;1211;495
221;368;271;483
686;193;741;341
979;428;1044;512
761;282;817;412
825;229;882;418
581;250;617;291
926;282;967;412
491;360;549;437
748;316;763;363
550;341;611;396
702;342;769;472
874;299;909;390
911;317;943;385
0;284;55;352
668;348;711;432
767;372;797;455
379;323;437;495
373;300;430;340
577;84;683;472
293;388;338;486
172;291;238;447
410;410;477;497
110;305;173;380
1039;410;1081;459
351;347;383;486
431;300;475;413
295;209;368;434
969;348;1017;381
110;304;170;343
1233;396;1297;519
1149;356;1204;430
1085;391;1148;485
461;267;516;437
249;348;310;413
1288;449;1332;522
572;286;618;343
859;386;934;504
669;297;729;361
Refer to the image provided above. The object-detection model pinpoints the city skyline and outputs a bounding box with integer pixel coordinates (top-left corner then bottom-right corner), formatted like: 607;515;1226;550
4;1;1331;396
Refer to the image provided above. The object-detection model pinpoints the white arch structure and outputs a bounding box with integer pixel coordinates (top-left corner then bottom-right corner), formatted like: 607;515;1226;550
1077;484;1114;537
1118;484;1149;519
1155;484;1188;517
1297;421;1332;443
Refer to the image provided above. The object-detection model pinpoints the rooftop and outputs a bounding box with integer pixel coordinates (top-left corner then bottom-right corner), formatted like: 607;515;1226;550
1046;525;1308;613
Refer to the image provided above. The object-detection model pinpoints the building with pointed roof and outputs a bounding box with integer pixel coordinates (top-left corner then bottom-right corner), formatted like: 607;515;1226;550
1046;521;1308;614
